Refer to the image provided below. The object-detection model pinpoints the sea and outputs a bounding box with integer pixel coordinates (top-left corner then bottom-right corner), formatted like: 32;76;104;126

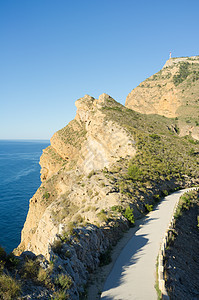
0;140;50;253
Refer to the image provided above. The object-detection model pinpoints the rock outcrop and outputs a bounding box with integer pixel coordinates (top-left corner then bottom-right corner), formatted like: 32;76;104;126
16;94;136;259
41;94;136;181
126;56;199;138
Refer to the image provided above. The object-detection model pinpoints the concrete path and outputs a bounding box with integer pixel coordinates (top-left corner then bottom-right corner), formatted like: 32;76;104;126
101;188;194;300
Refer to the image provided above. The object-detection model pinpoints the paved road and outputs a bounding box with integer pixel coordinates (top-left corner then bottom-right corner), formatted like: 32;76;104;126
101;188;194;300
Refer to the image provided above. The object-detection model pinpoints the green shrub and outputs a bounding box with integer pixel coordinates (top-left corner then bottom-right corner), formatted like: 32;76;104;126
6;253;20;269
52;240;62;254
43;191;50;200
52;290;69;300
87;170;96;178
21;259;39;279
188;148;195;156
0;274;21;299
97;210;108;223
174;205;182;219
162;190;169;196
123;206;135;224
149;134;160;140
0;261;4;274
67;222;75;235
174;191;195;219
173;62;190;86
154;194;161;202
37;267;48;284
111;205;123;213
145;204;153;212
55;273;72;290
127;164;143;181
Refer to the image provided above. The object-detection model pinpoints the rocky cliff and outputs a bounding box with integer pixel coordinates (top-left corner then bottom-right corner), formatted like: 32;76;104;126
126;56;199;139
16;94;136;259
14;93;199;298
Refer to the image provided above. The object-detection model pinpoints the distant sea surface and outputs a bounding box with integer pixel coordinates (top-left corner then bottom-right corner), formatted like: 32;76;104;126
0;140;50;253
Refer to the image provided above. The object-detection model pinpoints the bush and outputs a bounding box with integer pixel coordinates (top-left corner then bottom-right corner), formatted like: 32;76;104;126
188;148;195;156
127;164;143;181
0;274;21;299
173;62;190;86
111;205;123;213
162;190;169;196
67;222;75;236
149;134;160;140
145;204;153;212
87;170;96;178
43;191;50;200
97;210;108;223
21;258;39;280
37;267;48;284
174;191;195;219
6;253;20;269
51;240;62;255
53;290;69;299
123;206;135;224
55;273;72;290
154;194;161;202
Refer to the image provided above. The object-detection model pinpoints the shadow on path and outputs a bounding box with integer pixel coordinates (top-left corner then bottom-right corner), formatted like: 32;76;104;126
102;233;148;293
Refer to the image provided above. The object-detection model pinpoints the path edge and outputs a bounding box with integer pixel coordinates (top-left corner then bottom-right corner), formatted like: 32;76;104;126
157;187;199;299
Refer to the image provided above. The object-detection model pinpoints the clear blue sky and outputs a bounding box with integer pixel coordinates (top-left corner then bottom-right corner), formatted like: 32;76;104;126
1;0;199;139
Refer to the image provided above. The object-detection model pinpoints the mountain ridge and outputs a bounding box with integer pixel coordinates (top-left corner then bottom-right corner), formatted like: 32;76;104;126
126;55;199;139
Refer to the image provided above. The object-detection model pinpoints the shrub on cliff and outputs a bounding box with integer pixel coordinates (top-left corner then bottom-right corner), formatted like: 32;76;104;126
20;258;39;280
127;164;143;181
173;62;190;86
53;290;69;300
123;206;135;224
0;274;21;299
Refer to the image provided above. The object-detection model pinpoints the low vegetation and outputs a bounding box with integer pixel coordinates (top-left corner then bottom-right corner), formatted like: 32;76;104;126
123;206;135;224
165;189;199;298
0;274;21;300
57;119;87;149
174;190;198;219
173;62;190;86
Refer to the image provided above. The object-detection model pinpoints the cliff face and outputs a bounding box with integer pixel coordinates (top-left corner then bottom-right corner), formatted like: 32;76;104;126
41;94;135;181
126;56;199;138
17;94;136;258
15;91;199;298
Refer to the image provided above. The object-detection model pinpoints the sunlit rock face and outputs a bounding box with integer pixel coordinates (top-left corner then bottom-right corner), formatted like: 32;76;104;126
16;93;136;258
126;56;199;139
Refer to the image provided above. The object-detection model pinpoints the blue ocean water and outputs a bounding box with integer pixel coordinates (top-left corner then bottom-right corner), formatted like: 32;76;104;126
0;140;49;253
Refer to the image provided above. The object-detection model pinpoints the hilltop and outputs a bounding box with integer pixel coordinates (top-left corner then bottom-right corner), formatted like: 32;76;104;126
126;56;199;139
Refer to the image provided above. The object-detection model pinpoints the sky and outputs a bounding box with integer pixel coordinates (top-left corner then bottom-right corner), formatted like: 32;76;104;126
1;0;199;140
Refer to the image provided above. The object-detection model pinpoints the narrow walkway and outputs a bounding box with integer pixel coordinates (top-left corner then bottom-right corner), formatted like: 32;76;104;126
101;188;193;300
